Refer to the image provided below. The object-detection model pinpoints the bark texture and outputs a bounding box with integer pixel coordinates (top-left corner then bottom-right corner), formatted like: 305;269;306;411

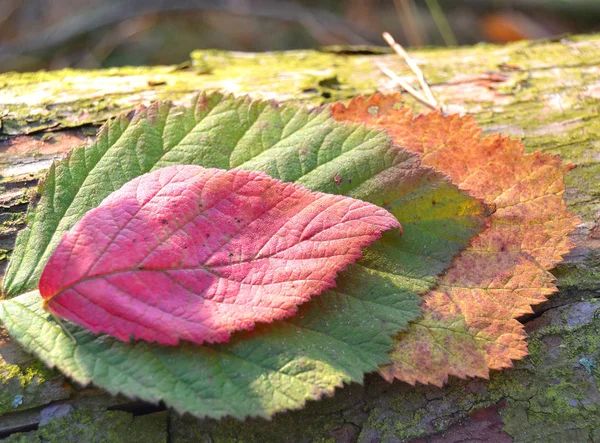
0;34;599;442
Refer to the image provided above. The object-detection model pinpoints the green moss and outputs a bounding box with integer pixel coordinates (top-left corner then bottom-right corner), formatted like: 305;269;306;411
0;212;27;270
2;36;597;231
0;360;47;390
0;362;21;384
355;300;600;442
2;34;598;135
554;260;600;294
499;303;600;442
395;409;427;439
0;212;27;231
0;35;599;442
0;359;55;413
359;378;503;441
376;392;429;439
0;51;382;134
169;383;368;441
171;414;346;443
4;407;168;443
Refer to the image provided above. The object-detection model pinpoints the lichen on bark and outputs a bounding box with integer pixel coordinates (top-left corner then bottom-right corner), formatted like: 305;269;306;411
0;33;599;442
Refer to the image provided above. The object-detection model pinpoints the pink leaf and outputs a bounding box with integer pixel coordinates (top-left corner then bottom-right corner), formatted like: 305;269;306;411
39;165;400;345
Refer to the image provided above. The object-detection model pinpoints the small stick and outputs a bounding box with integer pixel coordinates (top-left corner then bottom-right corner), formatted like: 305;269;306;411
382;32;439;109
375;63;438;110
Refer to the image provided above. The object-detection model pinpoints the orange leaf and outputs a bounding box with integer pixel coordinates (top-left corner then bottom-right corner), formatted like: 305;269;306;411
332;94;580;386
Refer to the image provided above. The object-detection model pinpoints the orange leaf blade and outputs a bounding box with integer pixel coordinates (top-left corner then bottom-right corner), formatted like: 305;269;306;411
333;94;580;385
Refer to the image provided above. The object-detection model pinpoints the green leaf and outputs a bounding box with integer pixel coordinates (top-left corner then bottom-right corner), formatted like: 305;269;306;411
1;92;487;418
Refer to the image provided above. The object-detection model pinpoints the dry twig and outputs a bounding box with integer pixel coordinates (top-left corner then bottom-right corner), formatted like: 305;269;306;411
379;31;440;110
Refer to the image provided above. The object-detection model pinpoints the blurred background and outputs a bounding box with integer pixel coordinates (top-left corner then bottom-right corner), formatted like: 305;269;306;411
0;0;598;73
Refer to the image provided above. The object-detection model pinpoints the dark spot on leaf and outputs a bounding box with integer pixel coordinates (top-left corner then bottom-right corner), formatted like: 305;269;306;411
206;233;210;238
161;219;168;225
334;174;343;186
432;200;437;205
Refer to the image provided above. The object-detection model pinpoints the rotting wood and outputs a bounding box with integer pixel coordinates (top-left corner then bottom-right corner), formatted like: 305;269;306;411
0;34;599;442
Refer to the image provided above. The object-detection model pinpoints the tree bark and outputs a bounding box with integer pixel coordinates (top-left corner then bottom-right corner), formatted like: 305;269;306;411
0;34;599;442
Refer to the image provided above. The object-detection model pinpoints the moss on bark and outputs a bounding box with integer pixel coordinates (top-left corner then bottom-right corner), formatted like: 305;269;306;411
0;33;599;442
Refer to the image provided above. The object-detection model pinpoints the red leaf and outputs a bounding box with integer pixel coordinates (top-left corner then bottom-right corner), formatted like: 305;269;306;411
39;165;399;345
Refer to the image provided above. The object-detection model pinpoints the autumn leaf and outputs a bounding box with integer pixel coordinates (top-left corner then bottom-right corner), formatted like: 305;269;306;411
40;165;400;345
0;92;487;418
332;93;580;386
